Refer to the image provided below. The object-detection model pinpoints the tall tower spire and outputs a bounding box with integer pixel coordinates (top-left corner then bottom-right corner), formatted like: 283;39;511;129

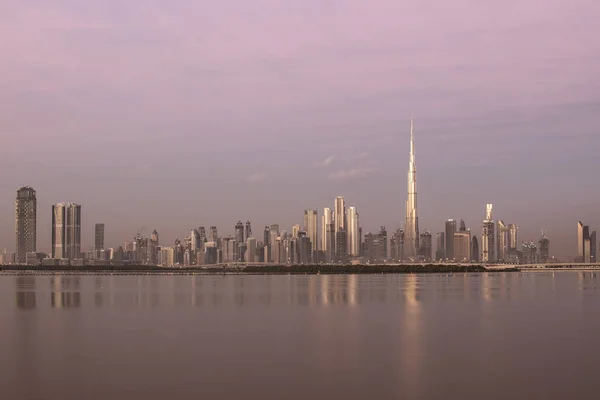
405;117;419;260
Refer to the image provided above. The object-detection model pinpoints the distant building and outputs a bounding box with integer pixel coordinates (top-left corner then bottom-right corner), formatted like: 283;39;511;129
298;232;312;264
390;228;405;262
246;237;257;263
436;232;445;261
419;231;432;261
220;237;236;263
454;231;471;262
539;233;550;263
159;247;174;267
321;208;332;256
471;236;480;262
347;207;360;258
335;230;348;263
52;203;82;260
95;223;105;251
15;187;37;264
245;221;252;241
364;227;387;263
497;220;507;262
445;219;456;260
481;204;495;262
304;210;318;252
521;242;537;264
508;224;518;251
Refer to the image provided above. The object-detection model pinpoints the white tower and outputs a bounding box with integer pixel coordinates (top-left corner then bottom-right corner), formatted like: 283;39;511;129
405;117;420;259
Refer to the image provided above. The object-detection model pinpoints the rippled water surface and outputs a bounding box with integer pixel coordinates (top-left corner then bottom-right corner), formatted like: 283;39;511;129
1;272;599;399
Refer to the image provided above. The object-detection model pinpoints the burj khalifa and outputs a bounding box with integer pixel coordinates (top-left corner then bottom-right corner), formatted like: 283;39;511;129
405;117;419;260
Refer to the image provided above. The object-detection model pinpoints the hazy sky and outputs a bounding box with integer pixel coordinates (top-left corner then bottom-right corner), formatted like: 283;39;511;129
1;0;599;259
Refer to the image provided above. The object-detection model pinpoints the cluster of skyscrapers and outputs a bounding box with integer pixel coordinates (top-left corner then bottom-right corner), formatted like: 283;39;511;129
4;120;592;266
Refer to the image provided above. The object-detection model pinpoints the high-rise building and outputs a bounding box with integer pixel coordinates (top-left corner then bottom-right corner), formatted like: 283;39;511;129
325;222;335;263
245;221;252;241
347;207;360;257
539;232;550;263
390;228;405;262
235;221;244;244
94;223;105;251
419;231;432;261
471;236;480;262
15;187;37;264
436;232;445;261
210;226;218;243
190;229;201;253
590;231;597;263
521;242;537;264
246;237;257;263
405;117;419;260
304;210;318;252
150;230;159;265
577;221;591;263
497;220;507;261
508;224;518;251
263;226;271;262
321;208;332;257
52;203;82;260
481;204;495;262
335;230;348;263
269;224;279;262
445;219;456;260
454;231;471;262
334;196;346;235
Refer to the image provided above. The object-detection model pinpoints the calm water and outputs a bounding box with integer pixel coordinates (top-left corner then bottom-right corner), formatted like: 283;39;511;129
1;272;599;400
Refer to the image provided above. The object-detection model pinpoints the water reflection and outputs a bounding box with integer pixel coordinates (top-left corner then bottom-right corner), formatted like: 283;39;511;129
51;276;81;309
7;273;561;310
16;276;36;310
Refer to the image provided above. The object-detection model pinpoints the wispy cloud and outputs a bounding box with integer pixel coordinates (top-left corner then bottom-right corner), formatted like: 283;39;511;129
246;173;268;182
315;155;335;167
329;168;378;180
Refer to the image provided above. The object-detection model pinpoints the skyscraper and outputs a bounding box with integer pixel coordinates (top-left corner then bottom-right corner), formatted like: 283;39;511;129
335;230;348;263
482;204;495;262
15;187;37;264
234;221;244;244
539;232;550;263
52;203;82;260
321;208;332;256
590;231;597;263
347;206;360;257
334;196;346;235
419;231;432;261
436;232;445;261
508;224;518;251
578;221;590;263
454;231;471;262
445;219;456;260
245;221;252;241
471;236;480;262
95;223;105;251
405;117;419;260
304;210;318;252
497;220;507;261
390;228;405;262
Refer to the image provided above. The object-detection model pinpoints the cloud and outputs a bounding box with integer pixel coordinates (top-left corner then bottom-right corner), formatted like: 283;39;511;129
246;173;268;182
328;168;377;180
315;155;335;167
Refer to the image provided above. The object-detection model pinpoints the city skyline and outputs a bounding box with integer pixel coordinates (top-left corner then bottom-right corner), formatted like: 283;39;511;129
1;1;599;259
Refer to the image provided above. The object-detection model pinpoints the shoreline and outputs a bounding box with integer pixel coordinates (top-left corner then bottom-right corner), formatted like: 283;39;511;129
0;264;521;274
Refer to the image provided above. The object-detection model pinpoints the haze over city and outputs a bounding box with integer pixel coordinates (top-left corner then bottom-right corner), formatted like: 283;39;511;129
1;1;599;259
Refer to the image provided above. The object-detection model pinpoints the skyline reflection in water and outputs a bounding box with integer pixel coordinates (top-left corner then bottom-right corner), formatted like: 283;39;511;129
2;272;600;400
